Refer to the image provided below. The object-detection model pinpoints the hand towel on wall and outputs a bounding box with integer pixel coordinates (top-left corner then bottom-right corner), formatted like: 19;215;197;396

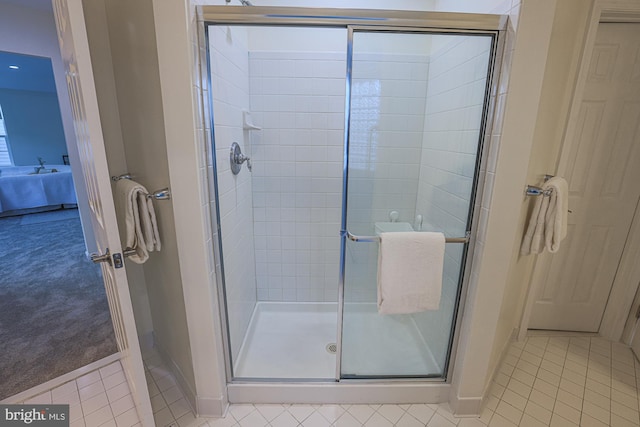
520;176;569;255
377;231;445;314
115;179;161;264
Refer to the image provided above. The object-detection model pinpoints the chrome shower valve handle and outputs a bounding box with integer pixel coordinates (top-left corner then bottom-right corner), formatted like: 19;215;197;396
230;142;252;174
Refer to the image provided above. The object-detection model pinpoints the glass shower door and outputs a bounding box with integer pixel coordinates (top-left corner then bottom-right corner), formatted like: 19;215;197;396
340;29;495;379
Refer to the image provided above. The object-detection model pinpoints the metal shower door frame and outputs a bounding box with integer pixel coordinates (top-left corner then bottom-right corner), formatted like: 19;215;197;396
200;5;505;385
338;25;501;382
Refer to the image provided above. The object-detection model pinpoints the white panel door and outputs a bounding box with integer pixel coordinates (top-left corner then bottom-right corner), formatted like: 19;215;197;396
530;23;640;332
52;0;154;424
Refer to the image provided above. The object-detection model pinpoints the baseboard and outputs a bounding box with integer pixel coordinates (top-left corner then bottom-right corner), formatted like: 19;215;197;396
228;382;450;404
196;395;228;418
448;395;484;416
1;353;121;404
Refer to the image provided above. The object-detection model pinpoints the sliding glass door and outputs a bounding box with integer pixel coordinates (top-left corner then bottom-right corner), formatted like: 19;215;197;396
339;29;495;379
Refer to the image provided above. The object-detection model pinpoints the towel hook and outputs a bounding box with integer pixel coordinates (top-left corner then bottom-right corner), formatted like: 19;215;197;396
147;188;171;200
525;185;553;197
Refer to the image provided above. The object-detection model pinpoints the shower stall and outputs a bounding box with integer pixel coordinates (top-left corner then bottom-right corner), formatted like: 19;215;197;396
203;6;502;394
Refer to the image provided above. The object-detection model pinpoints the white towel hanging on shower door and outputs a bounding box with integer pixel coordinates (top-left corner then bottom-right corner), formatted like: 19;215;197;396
377;231;445;314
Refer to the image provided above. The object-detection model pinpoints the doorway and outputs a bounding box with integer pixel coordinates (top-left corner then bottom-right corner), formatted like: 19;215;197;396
528;22;640;333
0;50;116;399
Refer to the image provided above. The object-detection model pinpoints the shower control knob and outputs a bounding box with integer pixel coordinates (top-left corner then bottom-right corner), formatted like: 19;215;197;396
230;142;252;175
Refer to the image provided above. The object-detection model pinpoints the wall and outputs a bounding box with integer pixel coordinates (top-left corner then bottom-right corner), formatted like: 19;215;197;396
99;0;201;408
0;88;67;166
209;25;257;361
248;46;345;303
154;0;229;416
0;1;95;252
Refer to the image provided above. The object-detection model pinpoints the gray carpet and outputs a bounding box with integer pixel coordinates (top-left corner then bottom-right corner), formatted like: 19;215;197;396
20;209;79;225
0;210;117;400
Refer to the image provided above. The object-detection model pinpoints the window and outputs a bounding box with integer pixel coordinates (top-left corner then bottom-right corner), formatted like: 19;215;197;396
0;105;13;166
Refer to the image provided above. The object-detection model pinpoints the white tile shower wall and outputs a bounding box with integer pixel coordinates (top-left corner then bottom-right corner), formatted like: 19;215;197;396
209;26;258;361
412;35;493;367
346;52;429;303
248;51;346;303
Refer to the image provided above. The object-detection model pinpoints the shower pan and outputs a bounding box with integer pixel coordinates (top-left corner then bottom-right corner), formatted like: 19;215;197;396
202;6;503;402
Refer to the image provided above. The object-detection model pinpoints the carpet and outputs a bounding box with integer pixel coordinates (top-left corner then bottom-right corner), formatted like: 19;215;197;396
0;213;117;400
20;208;79;225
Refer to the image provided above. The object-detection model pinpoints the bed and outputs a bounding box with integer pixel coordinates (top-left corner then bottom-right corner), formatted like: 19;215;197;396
0;165;77;216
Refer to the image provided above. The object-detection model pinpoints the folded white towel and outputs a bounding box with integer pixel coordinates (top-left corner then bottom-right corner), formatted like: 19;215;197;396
377;231;445;314
115;179;161;264
521;176;568;255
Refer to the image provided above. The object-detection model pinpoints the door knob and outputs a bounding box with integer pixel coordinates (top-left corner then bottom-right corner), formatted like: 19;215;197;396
90;248;112;266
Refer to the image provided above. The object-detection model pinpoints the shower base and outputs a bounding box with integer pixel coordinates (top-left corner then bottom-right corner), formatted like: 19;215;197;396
233;302;440;380
234;302;338;379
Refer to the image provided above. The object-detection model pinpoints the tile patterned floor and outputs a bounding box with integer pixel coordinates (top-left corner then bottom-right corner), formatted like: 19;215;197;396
13;335;640;426
483;335;640;427
18;360;141;427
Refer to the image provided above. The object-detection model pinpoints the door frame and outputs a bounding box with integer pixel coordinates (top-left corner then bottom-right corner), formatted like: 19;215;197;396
201;5;504;399
519;0;640;342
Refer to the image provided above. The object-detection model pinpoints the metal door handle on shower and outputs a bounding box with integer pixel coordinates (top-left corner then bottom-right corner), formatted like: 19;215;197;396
230;142;252;174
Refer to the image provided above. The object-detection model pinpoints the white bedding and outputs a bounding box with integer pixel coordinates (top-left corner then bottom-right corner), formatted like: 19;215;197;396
0;165;77;213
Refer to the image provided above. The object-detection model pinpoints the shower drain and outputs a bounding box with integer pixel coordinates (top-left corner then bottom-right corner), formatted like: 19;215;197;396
326;343;337;354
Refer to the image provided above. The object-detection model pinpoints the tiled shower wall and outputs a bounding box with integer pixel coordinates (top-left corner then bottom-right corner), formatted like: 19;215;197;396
209;26;257;361
248;51;345;303
412;35;493;369
345;52;430;303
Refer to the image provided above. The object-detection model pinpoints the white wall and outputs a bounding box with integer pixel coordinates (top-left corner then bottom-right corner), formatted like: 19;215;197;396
153;0;229;416
0;1;96;252
0;88;67;166
209;25;258;360
248;48;345;303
